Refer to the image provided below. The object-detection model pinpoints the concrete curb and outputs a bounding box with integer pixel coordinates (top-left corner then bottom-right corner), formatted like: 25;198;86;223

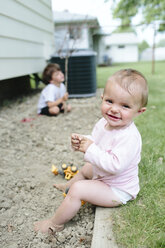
91;207;118;248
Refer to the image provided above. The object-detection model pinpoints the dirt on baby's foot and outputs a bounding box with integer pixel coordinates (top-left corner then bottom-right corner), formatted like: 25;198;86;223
34;219;54;234
34;219;64;234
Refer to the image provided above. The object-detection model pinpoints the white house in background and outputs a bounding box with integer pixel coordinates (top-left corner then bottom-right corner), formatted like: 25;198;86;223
92;28;109;65
53;11;99;54
140;47;165;61
0;0;54;80
103;32;139;64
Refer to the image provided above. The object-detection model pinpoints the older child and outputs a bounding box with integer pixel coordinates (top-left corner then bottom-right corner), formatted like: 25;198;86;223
34;69;148;234
37;63;71;116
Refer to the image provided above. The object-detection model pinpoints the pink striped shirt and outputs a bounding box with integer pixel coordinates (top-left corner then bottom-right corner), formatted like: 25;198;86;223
84;118;142;198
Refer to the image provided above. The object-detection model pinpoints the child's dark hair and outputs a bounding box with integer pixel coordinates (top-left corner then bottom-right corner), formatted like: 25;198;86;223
42;63;61;85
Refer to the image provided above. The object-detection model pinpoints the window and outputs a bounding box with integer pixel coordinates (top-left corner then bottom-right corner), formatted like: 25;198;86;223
69;26;81;40
118;45;125;49
106;45;111;49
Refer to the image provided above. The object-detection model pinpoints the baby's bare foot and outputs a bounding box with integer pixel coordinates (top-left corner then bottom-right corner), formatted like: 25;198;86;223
34;219;64;234
34;219;54;234
53;183;68;192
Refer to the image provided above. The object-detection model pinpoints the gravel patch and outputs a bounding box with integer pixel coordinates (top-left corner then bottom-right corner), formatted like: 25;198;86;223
0;89;103;248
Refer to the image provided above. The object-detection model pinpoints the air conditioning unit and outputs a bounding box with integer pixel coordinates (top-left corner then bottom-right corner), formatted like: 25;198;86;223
50;50;97;98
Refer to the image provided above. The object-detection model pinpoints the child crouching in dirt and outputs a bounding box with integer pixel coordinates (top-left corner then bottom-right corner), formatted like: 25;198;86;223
37;63;71;116
34;68;148;234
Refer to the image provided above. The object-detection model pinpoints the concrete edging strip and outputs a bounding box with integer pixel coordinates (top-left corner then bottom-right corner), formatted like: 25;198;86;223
91;207;119;248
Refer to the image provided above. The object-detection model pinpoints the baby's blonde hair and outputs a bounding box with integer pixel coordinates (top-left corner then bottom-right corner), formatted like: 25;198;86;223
107;69;148;107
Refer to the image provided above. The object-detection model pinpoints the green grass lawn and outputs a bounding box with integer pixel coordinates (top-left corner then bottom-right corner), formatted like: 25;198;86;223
97;61;165;248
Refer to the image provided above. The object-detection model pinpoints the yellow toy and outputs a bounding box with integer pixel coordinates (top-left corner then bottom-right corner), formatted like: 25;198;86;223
51;165;85;206
61;163;67;170
51;165;58;175
63;165;79;180
51;164;79;180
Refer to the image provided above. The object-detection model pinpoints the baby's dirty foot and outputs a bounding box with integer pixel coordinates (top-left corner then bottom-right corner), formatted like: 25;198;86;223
34;219;64;234
34;219;54;233
53;183;68;192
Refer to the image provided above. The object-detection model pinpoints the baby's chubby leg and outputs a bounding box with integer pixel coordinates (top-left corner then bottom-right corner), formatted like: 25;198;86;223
34;179;121;234
53;162;93;192
53;180;122;225
49;106;60;115
34;182;82;234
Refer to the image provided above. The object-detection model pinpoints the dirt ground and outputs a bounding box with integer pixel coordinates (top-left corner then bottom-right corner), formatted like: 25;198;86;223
0;89;103;248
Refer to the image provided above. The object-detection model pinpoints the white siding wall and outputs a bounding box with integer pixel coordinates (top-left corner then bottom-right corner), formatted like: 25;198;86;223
108;45;138;63
97;36;106;64
0;0;55;80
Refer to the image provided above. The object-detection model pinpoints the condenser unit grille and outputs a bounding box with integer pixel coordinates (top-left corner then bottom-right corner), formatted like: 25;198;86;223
50;51;97;97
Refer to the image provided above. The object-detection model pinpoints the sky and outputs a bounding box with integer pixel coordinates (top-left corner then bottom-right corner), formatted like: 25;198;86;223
51;0;165;46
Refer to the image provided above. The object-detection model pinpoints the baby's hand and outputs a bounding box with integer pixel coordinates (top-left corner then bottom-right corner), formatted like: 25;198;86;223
71;133;93;153
78;136;93;153
63;92;68;101
71;133;82;150
61;101;66;110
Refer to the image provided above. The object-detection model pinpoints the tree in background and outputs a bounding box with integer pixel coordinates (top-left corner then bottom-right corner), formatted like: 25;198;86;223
138;40;150;53
108;0;165;73
156;39;165;47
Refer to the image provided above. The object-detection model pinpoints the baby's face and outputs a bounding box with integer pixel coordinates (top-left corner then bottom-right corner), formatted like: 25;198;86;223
101;80;144;130
51;71;64;85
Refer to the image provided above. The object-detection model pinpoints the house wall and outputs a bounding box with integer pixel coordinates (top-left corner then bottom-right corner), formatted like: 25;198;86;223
140;47;165;61
107;45;138;63
96;36;107;65
69;27;89;50
55;24;89;53
0;0;54;80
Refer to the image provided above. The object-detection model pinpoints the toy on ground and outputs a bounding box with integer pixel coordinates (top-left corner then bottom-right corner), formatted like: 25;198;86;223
63;165;79;180
51;164;79;180
51;164;86;206
51;165;58;175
